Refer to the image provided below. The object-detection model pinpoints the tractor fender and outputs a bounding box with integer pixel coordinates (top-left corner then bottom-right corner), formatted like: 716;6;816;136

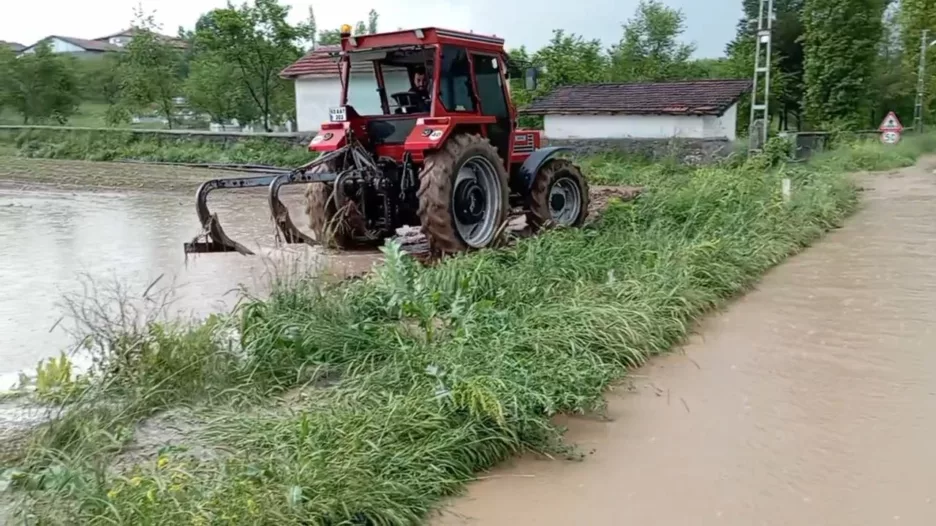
518;147;571;189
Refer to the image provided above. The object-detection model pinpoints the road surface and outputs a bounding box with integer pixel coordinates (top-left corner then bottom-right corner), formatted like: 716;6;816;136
435;159;936;526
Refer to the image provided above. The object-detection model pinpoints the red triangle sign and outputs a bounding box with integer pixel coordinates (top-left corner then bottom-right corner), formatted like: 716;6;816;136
879;111;903;132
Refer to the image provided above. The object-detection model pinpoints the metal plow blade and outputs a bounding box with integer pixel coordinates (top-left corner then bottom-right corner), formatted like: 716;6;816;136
184;152;344;255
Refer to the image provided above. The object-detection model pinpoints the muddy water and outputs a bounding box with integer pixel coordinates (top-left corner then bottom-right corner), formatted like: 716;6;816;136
0;183;379;388
435;161;936;526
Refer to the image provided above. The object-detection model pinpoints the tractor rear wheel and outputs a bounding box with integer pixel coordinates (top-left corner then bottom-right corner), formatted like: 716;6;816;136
526;158;590;231
304;162;357;249
417;134;509;254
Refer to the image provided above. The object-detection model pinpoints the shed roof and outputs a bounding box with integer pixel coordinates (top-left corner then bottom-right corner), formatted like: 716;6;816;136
280;45;342;78
522;79;752;117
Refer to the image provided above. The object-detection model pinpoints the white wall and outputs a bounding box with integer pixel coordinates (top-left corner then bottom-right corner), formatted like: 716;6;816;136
294;70;412;132
702;103;738;141
544;103;739;141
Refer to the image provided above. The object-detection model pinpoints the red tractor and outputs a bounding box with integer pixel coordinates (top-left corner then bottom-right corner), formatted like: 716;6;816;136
184;26;589;256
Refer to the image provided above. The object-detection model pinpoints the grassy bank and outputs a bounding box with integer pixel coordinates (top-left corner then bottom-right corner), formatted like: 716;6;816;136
0;127;312;167
2;134;934;524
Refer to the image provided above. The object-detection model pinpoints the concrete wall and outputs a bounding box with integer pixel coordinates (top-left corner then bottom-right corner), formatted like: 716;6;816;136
543;103;740;142
294;70;411;132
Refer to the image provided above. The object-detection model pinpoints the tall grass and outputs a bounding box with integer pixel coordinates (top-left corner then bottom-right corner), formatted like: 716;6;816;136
2;136;934;524
0;128;313;167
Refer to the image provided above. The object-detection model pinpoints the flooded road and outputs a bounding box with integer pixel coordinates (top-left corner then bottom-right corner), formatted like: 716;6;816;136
436;160;936;526
0;163;380;388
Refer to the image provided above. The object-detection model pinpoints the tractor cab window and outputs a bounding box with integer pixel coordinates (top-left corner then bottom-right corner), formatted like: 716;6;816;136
344;47;434;116
439;45;475;112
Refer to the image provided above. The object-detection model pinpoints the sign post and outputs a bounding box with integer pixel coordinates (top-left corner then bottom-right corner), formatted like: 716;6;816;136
879;111;903;145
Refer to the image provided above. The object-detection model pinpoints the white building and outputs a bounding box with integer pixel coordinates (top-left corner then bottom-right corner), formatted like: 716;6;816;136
522;79;751;142
281;45;413;132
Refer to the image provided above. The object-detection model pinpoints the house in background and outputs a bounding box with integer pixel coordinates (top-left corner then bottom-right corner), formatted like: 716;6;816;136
17;36;121;56
1;41;25;53
522;79;751;144
16;28;187;57
281;45;412;132
93;28;188;50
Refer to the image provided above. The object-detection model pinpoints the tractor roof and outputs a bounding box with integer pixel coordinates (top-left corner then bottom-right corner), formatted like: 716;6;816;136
340;27;505;54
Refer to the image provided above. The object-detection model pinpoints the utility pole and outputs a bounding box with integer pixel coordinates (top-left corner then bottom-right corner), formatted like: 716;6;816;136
748;0;774;153
912;29;931;134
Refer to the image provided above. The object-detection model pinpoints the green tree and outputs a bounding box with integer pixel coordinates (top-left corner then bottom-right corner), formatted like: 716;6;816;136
184;52;256;125
76;54;123;105
899;0;936;124
116;12;184;129
609;0;694;82
317;29;341;45
368;9;379;34
194;0;307;130
532;30;609;90
802;0;888;128
0;43;82;124
727;0;805;131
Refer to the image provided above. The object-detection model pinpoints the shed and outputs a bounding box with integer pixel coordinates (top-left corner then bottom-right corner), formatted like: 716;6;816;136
281;45;412;132
522;79;752;142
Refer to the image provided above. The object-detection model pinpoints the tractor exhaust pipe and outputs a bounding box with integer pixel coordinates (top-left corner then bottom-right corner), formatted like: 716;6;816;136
183;148;347;255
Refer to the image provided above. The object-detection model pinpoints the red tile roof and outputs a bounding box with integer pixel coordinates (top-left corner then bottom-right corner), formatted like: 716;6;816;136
280;45;342;78
522;79;752;117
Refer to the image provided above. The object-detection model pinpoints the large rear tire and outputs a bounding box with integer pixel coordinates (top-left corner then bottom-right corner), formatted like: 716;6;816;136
526;158;590;232
304;162;357;249
417;134;509;255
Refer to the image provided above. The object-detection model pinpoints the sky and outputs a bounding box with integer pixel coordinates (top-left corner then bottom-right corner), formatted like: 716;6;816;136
0;0;741;58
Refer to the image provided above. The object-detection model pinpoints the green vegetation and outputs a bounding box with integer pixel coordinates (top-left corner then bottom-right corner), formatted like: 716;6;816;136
0;128;312;166
3;135;933;524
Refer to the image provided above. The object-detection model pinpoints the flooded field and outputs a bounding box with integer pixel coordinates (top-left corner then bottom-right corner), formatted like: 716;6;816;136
0;158;380;388
435;161;936;525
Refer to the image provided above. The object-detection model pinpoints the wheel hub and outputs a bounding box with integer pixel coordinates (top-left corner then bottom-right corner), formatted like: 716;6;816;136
550;192;566;213
454;179;486;224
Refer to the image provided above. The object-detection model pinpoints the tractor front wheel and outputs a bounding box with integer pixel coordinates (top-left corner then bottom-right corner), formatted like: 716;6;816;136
304;162;357;249
526;158;590;232
417;134;509;254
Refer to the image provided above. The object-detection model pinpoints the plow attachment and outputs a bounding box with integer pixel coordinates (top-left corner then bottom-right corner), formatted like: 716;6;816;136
184;151;344;255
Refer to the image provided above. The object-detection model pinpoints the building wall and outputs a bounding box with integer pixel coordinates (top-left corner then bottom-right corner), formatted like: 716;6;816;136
294;70;412;132
702;103;738;141
543;103;739;141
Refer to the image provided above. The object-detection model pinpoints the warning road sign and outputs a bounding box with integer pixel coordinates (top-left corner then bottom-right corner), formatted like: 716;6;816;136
879;111;903;132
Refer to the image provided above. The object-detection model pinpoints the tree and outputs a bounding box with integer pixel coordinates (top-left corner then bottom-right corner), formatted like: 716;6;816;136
317;29;341;45
899;0;936;123
307;6;318;48
532;30;609;90
194;0;307;130
75;54;123;105
368;9;379;34
802;0;888;128
116;11;184;128
727;0;805;131
0;42;82;124
609;0;695;82
184;52;256;125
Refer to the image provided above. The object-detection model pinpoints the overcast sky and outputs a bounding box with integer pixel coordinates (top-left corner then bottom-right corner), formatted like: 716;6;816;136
1;0;741;58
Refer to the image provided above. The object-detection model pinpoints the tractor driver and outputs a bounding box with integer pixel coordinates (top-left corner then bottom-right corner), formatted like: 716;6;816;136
411;66;431;112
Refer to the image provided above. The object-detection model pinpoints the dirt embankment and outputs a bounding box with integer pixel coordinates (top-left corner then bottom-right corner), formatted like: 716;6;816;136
433;159;936;526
